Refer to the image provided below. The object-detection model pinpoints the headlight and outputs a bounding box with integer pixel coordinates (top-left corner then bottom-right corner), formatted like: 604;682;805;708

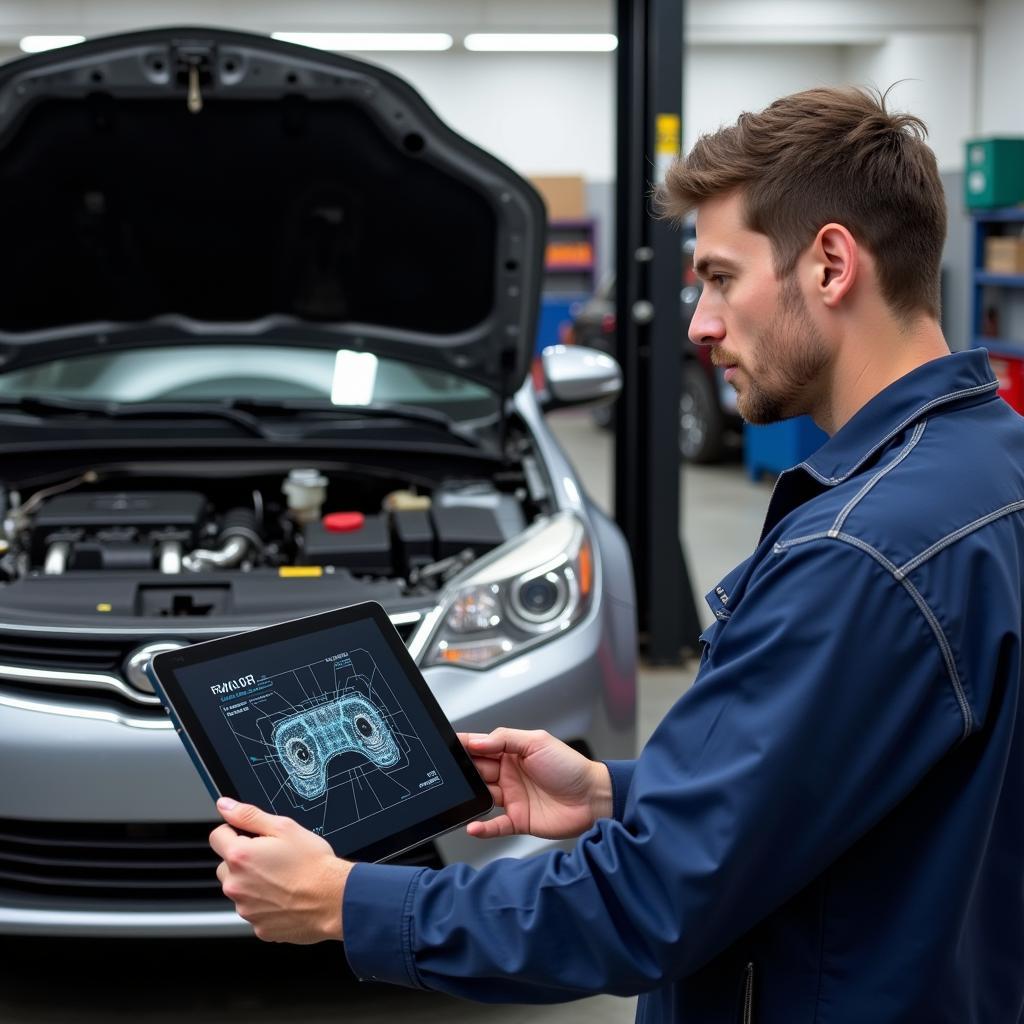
409;512;594;670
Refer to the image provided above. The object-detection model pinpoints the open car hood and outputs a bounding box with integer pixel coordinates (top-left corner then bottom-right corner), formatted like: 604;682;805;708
0;27;546;397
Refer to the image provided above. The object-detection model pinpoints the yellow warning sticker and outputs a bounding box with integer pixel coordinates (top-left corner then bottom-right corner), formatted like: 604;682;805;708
655;113;681;155
278;566;323;578
96;603;113;613
655;113;681;183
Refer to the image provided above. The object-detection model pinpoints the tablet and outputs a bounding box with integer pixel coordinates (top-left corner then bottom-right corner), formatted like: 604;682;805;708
148;601;493;863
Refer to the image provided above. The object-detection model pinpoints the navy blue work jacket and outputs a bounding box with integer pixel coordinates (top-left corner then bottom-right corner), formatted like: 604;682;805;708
344;350;1024;1023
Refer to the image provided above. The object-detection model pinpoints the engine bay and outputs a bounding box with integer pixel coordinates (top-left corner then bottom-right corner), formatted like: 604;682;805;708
0;464;540;621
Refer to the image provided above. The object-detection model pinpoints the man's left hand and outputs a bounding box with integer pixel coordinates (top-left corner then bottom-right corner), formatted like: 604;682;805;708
210;797;352;944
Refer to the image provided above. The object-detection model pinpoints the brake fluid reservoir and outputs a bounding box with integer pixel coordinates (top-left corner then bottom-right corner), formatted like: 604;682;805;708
282;469;328;524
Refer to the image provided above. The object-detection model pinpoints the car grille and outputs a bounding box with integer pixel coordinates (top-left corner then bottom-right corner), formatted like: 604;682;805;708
0;616;422;709
0;635;125;672
0;818;224;901
0;817;440;904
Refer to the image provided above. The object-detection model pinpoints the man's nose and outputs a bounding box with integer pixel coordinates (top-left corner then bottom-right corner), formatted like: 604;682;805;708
688;292;724;347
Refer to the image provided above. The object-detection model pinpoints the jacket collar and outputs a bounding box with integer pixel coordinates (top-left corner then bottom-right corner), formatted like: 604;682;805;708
799;349;998;486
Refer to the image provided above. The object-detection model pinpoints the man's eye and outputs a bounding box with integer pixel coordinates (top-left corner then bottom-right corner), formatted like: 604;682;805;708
711;274;729;286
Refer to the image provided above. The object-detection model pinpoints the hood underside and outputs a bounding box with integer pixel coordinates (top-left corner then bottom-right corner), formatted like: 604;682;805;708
0;27;546;393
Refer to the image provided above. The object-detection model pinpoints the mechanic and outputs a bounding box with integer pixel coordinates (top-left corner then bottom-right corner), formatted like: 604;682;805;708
209;86;1024;1021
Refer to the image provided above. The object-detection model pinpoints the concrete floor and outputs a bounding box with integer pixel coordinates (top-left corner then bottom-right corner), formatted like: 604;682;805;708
0;410;773;1023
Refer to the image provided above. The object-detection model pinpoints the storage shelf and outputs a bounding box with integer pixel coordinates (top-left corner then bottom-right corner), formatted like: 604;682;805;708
971;208;1024;223
976;272;1024;287
548;217;595;229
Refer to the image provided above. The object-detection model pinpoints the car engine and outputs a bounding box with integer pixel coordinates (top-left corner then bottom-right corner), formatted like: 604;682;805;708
0;467;531;621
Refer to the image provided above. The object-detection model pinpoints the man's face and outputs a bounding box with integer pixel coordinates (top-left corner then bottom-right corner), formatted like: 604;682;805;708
689;192;831;424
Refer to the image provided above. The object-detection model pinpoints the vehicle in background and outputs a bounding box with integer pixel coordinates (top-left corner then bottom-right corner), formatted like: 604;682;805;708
563;258;743;464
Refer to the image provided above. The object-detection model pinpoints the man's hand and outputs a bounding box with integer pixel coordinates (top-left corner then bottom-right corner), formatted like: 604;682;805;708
209;797;352;944
460;728;613;840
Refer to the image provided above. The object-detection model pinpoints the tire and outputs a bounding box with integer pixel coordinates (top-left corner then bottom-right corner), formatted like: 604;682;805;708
679;361;725;463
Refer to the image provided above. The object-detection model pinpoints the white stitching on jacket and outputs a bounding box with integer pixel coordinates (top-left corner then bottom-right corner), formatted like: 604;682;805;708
775;533;974;741
829;421;928;537
896;500;1024;579
796;380;997;486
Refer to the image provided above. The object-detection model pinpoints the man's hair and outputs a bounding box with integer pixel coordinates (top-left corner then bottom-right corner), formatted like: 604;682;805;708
659;86;947;321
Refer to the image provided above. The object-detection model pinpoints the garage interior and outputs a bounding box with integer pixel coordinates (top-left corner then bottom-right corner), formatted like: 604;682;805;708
0;0;1022;1020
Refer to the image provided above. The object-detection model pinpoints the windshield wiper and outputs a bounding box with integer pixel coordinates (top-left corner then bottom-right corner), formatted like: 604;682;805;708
0;396;491;446
0;396;269;439
227;398;488;446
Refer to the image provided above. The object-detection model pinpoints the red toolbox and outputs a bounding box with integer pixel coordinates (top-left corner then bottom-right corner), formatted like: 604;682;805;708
988;352;1024;413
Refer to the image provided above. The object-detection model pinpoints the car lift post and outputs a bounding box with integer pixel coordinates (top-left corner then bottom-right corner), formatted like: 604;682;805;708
613;0;703;663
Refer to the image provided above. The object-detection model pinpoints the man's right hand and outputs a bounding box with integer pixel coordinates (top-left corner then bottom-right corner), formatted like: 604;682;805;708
458;729;613;840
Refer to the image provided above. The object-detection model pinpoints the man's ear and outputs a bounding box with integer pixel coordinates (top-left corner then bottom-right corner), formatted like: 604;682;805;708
813;223;858;308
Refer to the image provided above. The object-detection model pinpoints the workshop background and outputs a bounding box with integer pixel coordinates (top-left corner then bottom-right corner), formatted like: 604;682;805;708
2;0;1023;1021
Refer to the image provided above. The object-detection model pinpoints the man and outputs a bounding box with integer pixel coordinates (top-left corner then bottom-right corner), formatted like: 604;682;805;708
210;87;1024;1021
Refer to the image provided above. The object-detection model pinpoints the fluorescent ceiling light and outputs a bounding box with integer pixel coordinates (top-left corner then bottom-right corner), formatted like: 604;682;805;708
464;33;617;52
272;32;453;52
19;35;85;53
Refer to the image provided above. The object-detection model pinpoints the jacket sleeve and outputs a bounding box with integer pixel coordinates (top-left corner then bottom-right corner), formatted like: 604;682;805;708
602;759;636;820
343;539;968;1002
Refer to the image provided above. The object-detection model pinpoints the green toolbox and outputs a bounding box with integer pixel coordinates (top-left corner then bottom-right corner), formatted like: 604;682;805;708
965;138;1024;209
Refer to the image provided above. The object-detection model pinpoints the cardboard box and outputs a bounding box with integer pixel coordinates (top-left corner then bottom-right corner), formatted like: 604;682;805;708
529;175;586;220
984;236;1024;275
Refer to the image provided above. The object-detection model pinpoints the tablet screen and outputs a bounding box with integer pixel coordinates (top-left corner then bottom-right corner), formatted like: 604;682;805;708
155;605;488;861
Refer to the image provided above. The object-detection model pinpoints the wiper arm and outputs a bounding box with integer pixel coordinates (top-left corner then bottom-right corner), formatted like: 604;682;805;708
0;396;269;439
228;398;487;445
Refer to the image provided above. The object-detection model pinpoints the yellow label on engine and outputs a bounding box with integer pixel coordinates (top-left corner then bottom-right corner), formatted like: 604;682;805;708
278;566;323;578
96;603;113;612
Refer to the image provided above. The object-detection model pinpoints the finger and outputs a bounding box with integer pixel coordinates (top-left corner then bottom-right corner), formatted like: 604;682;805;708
209;822;240;858
466;814;517;839
216;798;287;837
487;783;503;805
467;728;539;758
216;860;229;884
473;757;500;783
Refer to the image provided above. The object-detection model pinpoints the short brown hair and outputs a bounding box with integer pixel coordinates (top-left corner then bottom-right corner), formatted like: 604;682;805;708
659;86;946;321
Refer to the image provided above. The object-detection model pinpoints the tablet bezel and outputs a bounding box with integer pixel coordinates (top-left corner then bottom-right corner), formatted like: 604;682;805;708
149;600;493;864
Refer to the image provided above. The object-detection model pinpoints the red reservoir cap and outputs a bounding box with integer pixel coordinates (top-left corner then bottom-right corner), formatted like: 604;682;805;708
322;511;365;533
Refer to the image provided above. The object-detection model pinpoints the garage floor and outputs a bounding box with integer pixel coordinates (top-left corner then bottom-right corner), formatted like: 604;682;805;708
0;410;773;1023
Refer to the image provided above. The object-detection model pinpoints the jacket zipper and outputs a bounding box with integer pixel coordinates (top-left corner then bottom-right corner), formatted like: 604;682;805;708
742;961;754;1024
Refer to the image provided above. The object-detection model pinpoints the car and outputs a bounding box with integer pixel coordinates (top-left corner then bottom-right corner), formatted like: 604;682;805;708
0;27;637;938
565;260;743;463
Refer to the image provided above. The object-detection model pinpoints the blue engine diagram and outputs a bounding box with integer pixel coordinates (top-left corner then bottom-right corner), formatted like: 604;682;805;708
273;695;402;800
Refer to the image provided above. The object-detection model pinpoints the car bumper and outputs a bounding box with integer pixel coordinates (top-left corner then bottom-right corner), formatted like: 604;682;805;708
0;596;635;936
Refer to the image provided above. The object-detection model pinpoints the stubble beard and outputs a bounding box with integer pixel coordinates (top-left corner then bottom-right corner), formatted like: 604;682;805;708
735;275;831;426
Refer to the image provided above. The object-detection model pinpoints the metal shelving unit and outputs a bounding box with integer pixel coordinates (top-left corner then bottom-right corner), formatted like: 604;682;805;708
971;207;1024;354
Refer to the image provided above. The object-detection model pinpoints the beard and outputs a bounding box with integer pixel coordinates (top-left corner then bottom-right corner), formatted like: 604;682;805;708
729;275;831;425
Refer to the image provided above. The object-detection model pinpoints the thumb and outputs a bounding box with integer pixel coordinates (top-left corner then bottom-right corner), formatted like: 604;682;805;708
468;727;538;758
217;797;284;837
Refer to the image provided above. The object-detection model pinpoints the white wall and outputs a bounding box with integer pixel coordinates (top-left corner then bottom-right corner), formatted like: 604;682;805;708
369;51;616;179
979;0;1024;135
683;45;845;152
844;32;975;170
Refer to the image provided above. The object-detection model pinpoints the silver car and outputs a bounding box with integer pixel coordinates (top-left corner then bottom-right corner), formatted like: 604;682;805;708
0;27;636;936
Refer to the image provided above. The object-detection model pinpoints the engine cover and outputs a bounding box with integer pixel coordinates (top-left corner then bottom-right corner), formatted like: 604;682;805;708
33;492;206;531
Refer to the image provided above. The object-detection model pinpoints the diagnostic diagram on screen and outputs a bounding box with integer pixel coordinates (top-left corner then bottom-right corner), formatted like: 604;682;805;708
217;648;445;839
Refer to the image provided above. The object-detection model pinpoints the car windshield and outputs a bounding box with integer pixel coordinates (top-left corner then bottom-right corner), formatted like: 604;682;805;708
0;345;499;421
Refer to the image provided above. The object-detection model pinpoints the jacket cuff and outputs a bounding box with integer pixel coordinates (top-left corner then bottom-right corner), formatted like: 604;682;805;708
342;861;428;989
602;759;636;821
